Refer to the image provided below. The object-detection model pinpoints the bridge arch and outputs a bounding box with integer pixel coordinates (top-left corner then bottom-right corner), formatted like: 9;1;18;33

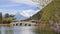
28;24;31;26
10;22;36;26
20;23;22;26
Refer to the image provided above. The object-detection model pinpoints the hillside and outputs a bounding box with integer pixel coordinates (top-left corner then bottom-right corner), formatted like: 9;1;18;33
24;11;42;21
24;0;60;34
41;0;60;23
25;0;60;23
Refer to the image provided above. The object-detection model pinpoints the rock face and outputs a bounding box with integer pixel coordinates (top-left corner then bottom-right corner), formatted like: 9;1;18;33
49;20;60;33
49;0;60;33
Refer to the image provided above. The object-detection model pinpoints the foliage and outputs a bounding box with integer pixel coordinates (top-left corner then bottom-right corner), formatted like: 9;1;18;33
4;13;15;18
24;11;42;21
2;13;15;24
0;12;2;24
40;0;60;23
4;13;10;18
39;0;60;33
2;18;13;24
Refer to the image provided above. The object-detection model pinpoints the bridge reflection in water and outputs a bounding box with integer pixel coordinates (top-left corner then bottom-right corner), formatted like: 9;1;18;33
10;22;36;26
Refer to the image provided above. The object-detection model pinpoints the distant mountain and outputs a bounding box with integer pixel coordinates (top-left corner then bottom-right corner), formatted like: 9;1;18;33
24;10;42;21
14;13;28;20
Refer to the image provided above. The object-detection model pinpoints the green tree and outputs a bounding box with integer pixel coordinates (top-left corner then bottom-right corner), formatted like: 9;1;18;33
4;13;10;18
3;18;13;24
9;14;15;20
0;12;2;24
2;13;15;24
4;13;15;20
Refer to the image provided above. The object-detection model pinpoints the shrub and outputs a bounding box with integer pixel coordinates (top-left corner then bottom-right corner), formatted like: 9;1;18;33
2;18;13;24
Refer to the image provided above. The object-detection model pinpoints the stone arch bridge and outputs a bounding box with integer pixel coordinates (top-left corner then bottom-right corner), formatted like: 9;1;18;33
10;22;36;26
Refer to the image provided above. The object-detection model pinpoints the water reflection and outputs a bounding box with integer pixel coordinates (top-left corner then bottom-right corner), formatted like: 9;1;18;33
0;26;38;34
0;26;13;34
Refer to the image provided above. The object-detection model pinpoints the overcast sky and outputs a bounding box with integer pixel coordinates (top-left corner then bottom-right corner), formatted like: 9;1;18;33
0;0;42;17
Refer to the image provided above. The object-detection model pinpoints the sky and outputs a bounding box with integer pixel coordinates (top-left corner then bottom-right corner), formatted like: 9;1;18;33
0;0;42;17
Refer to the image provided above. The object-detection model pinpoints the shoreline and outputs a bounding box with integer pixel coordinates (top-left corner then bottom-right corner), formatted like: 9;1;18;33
0;24;10;26
0;23;40;26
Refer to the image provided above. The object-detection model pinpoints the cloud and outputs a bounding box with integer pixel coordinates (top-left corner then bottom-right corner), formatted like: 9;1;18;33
20;10;39;17
0;0;40;12
10;0;37;5
0;4;19;8
1;7;40;15
1;9;18;15
0;4;39;10
1;9;40;17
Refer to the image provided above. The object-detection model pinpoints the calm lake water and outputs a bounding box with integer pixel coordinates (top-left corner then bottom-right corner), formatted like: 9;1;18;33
0;26;38;34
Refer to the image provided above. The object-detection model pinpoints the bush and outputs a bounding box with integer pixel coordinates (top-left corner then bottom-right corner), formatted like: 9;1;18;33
2;18;13;24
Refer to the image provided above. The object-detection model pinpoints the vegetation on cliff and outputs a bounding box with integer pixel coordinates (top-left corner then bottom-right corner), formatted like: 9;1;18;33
25;0;60;34
26;0;60;24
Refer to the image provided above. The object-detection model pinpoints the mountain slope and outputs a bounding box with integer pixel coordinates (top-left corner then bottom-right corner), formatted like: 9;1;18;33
25;10;42;21
14;13;28;20
25;0;60;23
41;0;60;23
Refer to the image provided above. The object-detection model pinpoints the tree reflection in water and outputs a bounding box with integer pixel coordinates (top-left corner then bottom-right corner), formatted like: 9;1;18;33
34;26;57;34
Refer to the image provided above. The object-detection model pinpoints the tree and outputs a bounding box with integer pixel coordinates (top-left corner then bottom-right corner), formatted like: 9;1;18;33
10;14;15;17
2;13;15;24
9;14;15;20
32;0;52;7
5;13;15;19
4;13;10;18
2;18;13;24
0;12;2;24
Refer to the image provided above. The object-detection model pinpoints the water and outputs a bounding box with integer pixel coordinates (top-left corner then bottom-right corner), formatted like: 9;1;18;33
0;26;38;34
